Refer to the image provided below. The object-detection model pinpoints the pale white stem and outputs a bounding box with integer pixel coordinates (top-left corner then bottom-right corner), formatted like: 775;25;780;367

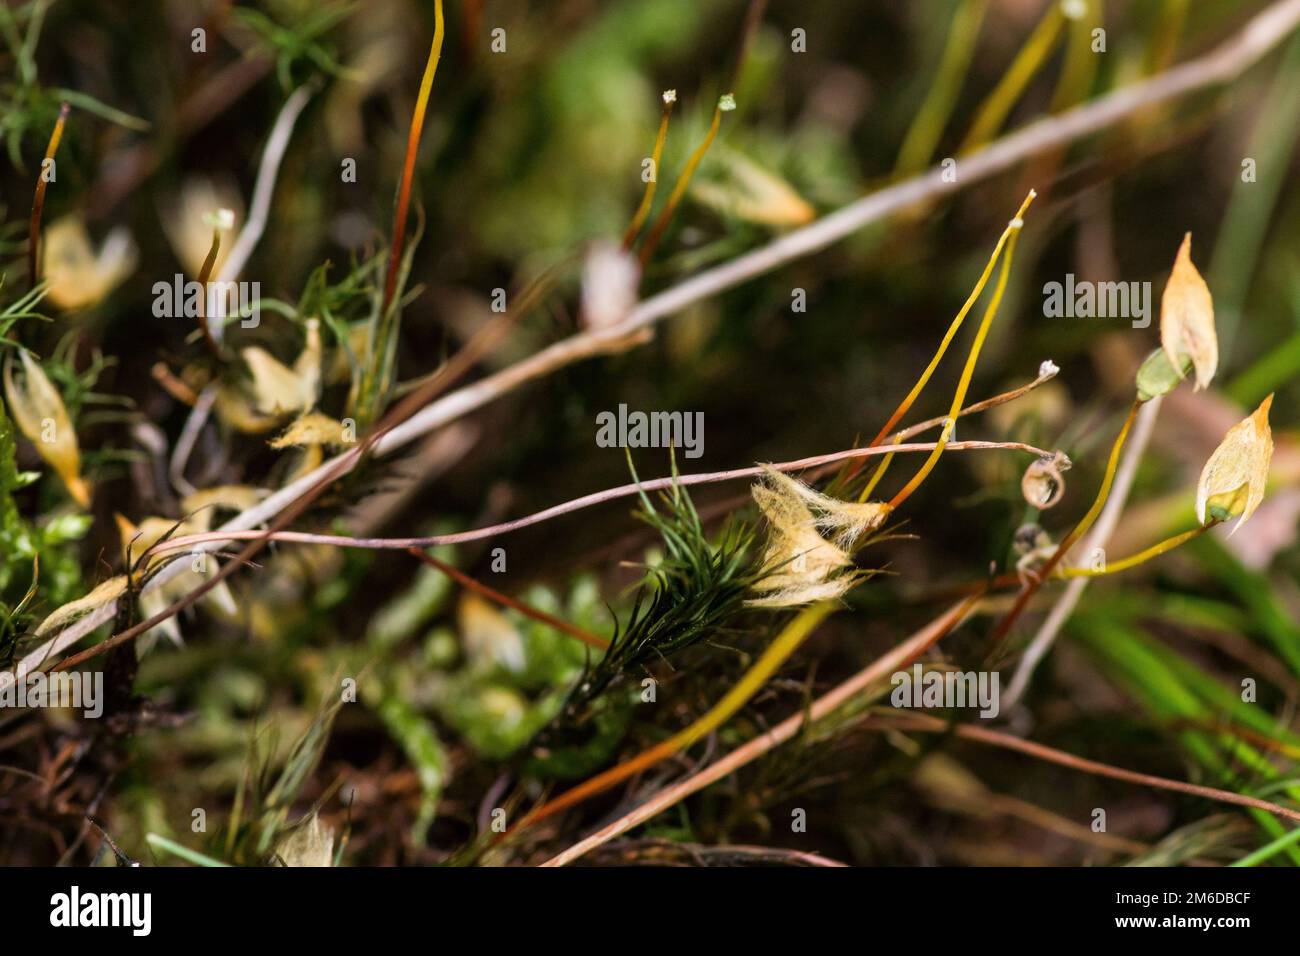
209;84;314;341
167;384;217;497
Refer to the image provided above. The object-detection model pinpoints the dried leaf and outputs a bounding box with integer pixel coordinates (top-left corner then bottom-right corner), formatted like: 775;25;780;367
269;411;350;449
239;319;322;418
759;466;892;548
34;575;127;637
42;215;137;311
214;385;281;434
580;240;640;332
692;148;815;227
3;350;90;506
458;593;525;672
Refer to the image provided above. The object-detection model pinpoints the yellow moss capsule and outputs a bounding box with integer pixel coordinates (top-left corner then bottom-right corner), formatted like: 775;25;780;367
1196;394;1273;534
1160;233;1217;391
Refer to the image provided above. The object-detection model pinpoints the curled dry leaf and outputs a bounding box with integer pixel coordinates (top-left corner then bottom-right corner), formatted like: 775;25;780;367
220;320;324;432
1196;394;1273;534
269;411;351;449
214;386;281;434
691;147;816;227
760;466;892;548
3;349;90;506
41;215;138;312
1160;233;1217;391
243;319;323;416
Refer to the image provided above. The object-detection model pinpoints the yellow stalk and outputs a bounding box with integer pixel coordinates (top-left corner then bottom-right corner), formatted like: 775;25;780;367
1050;1;1103;113
637;94;734;267
1055;400;1141;555
622;92;677;249
888;201;1029;509
895;0;989;176
858;451;894;502
867;190;1036;451
958;3;1066;154
1056;524;1210;578
1146;0;1189;76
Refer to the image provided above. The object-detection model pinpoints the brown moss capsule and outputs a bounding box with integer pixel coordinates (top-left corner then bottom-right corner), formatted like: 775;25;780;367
1021;450;1071;509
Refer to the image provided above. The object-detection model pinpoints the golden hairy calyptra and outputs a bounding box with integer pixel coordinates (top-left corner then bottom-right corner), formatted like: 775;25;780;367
1160;233;1217;392
746;468;888;608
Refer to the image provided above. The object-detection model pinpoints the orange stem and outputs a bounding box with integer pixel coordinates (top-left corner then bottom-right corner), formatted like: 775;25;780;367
29;102;70;290
382;0;445;317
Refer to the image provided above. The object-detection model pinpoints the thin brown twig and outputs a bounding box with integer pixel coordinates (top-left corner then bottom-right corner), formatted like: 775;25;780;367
654;368;1063;530
615;0;1300;339
149;439;1054;557
892;364;1059;443
10;267;551;686
541;589;1300;866
600;838;846;867
863;712;1300;825
408;549;609;650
